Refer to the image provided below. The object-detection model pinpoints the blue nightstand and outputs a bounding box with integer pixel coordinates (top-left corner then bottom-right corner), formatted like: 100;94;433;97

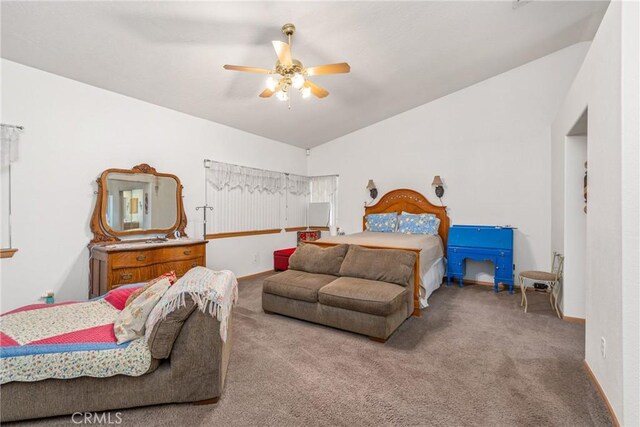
447;225;515;293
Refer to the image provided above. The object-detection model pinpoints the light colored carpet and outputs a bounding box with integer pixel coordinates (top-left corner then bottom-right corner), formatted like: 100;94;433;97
10;273;612;426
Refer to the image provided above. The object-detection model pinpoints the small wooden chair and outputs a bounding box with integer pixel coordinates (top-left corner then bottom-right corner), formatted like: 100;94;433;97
519;252;564;318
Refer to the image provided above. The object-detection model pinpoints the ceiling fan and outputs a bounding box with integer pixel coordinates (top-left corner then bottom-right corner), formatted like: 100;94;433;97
223;23;350;102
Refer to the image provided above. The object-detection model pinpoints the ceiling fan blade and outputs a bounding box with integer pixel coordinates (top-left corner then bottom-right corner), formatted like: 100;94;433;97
259;89;275;98
304;80;329;99
223;65;273;74
306;63;351;76
272;41;292;66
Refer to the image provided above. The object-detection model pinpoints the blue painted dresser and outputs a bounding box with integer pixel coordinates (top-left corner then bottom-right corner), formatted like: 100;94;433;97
447;225;515;293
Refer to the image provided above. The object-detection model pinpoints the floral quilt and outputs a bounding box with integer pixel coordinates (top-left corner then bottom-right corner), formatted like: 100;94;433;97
0;292;152;384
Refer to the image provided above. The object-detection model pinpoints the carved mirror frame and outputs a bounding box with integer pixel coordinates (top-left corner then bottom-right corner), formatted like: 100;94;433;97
90;164;187;244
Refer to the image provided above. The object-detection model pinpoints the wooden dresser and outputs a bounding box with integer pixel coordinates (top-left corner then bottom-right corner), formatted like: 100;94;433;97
89;239;207;298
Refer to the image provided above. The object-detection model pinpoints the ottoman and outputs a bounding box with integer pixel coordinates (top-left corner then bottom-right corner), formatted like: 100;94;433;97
274;248;296;271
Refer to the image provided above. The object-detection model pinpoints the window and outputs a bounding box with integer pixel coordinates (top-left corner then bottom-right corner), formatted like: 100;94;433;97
0;124;22;258
285;174;310;231
206;162;284;237
204;160;338;238
310;175;339;227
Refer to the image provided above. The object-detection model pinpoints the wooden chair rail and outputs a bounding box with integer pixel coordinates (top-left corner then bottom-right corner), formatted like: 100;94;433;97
0;248;18;259
206;229;282;239
207;227;329;239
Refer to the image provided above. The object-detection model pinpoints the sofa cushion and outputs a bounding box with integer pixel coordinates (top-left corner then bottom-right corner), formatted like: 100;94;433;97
318;277;408;316
338;245;416;287
146;294;197;359
288;243;349;276
263;270;338;303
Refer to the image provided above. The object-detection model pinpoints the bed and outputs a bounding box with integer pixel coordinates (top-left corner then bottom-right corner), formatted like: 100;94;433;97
310;189;450;316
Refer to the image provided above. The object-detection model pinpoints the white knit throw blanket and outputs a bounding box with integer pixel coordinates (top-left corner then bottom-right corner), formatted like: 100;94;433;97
145;267;238;343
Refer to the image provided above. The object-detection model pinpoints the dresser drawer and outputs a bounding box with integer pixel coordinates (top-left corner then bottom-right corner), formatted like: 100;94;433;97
156;257;205;277
110;250;158;269
90;240;208;298
109;266;154;287
447;252;465;275
160;245;205;262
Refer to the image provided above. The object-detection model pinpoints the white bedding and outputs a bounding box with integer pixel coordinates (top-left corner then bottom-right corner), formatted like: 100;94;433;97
420;257;445;308
315;231;445;307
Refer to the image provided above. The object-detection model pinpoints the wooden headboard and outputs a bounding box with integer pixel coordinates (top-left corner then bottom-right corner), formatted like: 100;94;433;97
363;188;450;248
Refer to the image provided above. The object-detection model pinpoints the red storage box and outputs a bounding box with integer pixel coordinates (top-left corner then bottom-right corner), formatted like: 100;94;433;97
274;248;296;271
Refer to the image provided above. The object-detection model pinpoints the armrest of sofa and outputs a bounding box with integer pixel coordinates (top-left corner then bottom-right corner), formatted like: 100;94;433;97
167;308;233;403
406;272;416;316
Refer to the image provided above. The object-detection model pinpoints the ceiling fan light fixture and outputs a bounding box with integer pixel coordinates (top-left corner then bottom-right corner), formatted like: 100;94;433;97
292;73;305;89
223;23;350;103
266;76;277;91
276;90;289;101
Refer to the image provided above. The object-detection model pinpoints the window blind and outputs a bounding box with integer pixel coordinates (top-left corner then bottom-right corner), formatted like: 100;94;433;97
310;175;339;226
205;160;338;236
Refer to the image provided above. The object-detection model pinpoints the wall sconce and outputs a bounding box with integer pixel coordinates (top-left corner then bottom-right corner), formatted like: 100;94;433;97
366;179;378;200
432;175;444;200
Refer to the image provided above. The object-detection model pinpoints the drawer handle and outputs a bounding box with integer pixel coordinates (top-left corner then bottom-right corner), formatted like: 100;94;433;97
136;255;147;261
191;262;197;268
183;250;192;255
120;273;133;280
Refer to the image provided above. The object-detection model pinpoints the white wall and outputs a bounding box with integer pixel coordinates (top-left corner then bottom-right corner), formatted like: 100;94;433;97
309;43;589;284
551;2;639;424
0;59;306;312
563;135;587;318
620;2;639;424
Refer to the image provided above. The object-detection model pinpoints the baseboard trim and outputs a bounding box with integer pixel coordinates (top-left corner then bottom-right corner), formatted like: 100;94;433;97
556;305;586;325
562;315;586;325
237;270;272;280
583;361;620;426
457;279;512;291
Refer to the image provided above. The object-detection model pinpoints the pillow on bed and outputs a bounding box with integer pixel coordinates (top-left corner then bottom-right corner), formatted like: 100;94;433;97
339;245;416;287
125;271;178;308
114;278;171;344
398;212;440;235
104;286;144;310
365;213;398;232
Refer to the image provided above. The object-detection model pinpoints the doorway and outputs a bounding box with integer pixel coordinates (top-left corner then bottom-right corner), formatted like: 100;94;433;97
563;108;588;319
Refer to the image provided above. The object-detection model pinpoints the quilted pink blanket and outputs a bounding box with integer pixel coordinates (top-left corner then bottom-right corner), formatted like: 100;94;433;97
0;286;151;384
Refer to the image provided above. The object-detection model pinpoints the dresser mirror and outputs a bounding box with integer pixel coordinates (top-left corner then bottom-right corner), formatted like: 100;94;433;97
90;164;187;244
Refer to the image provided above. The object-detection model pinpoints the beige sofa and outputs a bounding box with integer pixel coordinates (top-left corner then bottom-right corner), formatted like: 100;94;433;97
262;244;417;341
1;296;232;422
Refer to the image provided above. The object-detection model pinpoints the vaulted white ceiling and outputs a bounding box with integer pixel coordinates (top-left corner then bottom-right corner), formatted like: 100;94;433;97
1;1;608;148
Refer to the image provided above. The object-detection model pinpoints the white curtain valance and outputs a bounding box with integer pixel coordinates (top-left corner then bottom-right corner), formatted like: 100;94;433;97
206;161;285;194
311;175;338;201
286;174;310;196
310;175;339;226
205;160;336;198
1;125;22;169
